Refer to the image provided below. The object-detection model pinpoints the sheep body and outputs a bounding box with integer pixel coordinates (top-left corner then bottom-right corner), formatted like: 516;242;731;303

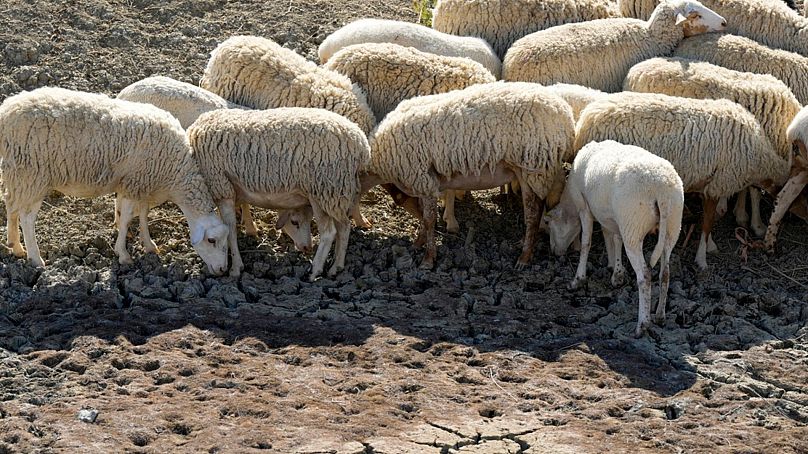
0;87;229;274
547;83;611;121
674;33;808;105
200;35;375;134
318;19;501;78
547;140;684;337
188;107;371;280
324;43;496;122
432;0;619;59
368;81;575;268
502;0;726;92
575;92;789;268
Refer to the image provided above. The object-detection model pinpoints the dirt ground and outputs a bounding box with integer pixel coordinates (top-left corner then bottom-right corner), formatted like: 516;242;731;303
0;0;807;452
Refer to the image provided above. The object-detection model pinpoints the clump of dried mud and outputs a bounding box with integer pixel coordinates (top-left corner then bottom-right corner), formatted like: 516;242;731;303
0;1;806;452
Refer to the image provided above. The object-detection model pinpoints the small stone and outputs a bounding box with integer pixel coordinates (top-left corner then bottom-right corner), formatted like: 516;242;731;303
77;409;99;423
665;399;687;420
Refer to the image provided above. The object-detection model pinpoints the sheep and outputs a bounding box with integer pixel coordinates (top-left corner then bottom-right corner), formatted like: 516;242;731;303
575;92;790;269
674;33;808;106
620;0;808;56
200;35;376;135
431;0;620;60
765;105;808;251
620;0;798;20
547;83;611;121
317;18;502;78
323;43;496;122
624;56;802;236
115;75;310;248
502;0;726;92
365;81;575;269
546;140;684;337
187;107;370;281
0;87;230;274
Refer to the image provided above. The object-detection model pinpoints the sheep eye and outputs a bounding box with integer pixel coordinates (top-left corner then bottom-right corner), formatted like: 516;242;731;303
207;238;216;244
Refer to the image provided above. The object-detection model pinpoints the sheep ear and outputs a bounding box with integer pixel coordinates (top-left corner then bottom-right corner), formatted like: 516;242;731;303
191;224;205;245
675;12;688;25
275;211;290;230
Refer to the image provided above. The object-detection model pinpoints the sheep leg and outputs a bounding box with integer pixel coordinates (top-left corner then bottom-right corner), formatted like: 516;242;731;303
733;189;749;227
240;203;258;237
764;171;808;251
655;241;672;326
328;219;351;277
443;189;460;233
351;202;371;229
603;228;616;269
625;240;652;338
569;209;594;290
611;232;626;288
7;210;24;257
749;188;765;237
516;190;543;270
310;203;337;280
419;196;438;270
113;195;121;228
716;196;728;218
695;197;718;270
114;198;136;265
20;203;44;268
139;203;159;254
219;200;243;277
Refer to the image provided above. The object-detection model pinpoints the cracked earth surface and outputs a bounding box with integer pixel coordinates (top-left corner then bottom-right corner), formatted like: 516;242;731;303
1;0;807;452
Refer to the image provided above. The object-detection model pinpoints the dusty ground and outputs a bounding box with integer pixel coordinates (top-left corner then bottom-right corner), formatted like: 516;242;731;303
0;0;807;452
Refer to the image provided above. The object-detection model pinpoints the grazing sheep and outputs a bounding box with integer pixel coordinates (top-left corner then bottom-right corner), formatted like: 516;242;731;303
318;18;501;78
674;33;808;105
765;105;808;251
547;140;684;337
621;0;808;56
432;0;620;59
366;82;575;269
187;107;370;280
0;87;230;274
575;92;789;269
324;43;496;122
200;35;375;135
624;56;802;235
502;0;726;92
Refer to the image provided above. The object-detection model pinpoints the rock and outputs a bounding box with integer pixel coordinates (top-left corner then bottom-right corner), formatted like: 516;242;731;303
77;409;99;423
664;399;688;420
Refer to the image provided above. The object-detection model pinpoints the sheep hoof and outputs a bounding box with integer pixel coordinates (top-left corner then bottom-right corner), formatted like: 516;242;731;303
419;257;434;270
751;223;766;238
9;244;25;258
568;277;586;291
118;255;134;265
327;265;343;278
610;272;625;288
633;323;647;339
654;313;666;325
244;227;259;237
446;221;460;234
229;268;242;278
144;244;160;255
354;216;372;229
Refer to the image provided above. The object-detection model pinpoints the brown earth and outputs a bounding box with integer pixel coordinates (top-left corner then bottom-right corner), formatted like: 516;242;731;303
0;1;807;452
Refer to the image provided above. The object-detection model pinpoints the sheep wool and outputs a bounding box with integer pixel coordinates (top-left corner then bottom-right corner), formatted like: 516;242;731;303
502;0;726;92
432;0;619;59
624;57;801;160
117;76;243;129
324;43;496;122
674;33;808;106
620;0;808;56
188;107;371;280
547;83;611;121
0;87;229;274
318;18;501;78
200;35;375;134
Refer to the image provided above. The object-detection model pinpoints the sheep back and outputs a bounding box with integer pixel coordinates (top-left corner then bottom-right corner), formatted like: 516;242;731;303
324;43;496;122
188;107;370;221
369;82;575;199
546;83;610;121
575;92;790;199
200;35;375;134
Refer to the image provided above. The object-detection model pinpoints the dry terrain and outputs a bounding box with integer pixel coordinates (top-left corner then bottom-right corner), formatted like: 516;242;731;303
0;1;806;452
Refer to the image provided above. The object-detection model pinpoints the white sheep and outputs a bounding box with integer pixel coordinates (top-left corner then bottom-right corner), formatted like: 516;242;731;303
624;56;802;236
620;0;798;19
0;87;230;274
674;33;808;106
502;0;726;92
432;0;620;59
546;140;684;338
317;18;502;78
575;92;790;269
187;107;370;280
365;82;575;269
765;105;808;251
200;35;376;135
547;83;611;121
324;43;496;122
620;0;808;56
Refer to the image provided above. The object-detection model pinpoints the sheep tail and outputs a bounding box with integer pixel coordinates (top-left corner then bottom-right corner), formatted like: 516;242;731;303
649;199;667;268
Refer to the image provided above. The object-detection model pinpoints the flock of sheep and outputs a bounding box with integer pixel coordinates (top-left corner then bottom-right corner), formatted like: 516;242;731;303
2;0;808;337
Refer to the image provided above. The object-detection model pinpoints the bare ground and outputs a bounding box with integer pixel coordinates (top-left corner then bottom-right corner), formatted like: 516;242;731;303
0;1;807;452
